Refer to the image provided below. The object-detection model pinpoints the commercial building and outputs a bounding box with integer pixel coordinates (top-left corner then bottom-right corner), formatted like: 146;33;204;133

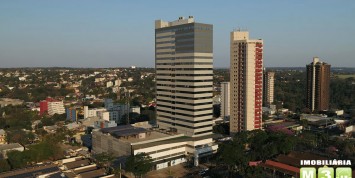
306;57;331;112
220;82;230;121
92;125;218;170
230;30;263;133
93;17;218;170
155;16;214;137
263;71;275;107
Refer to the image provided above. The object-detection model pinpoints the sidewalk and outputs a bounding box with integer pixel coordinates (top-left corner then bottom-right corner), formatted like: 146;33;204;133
147;164;189;178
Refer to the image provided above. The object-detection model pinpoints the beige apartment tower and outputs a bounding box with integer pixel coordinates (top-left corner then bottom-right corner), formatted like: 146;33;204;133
155;17;214;137
263;71;275;107
230;31;263;134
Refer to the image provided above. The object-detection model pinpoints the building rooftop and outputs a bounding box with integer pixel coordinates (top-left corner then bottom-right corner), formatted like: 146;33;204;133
301;114;331;122
47;172;68;178
97;127;174;144
0;164;59;178
132;133;218;150
155;16;195;29
121;130;171;144
63;159;90;170
0;143;23;151
77;168;106;178
265;121;300;128
259;151;329;176
46;172;68;178
98;126;219;149
73;165;98;174
263;160;299;174
101;125;149;138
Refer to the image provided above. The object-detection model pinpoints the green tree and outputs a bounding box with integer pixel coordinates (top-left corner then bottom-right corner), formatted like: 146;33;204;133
243;166;264;178
93;152;115;169
28;140;63;162
6;130;33;146
0;159;11;173
7;150;30;169
6;140;63;170
217;131;249;176
125;153;153;178
212;123;229;135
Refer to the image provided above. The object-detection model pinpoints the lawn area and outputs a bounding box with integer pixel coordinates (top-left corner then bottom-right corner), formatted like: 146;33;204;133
335;74;355;79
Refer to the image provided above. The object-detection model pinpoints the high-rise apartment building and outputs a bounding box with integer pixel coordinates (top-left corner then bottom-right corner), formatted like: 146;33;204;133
306;57;331;112
155;16;213;137
220;82;230;120
230;31;263;134
263;71;275;107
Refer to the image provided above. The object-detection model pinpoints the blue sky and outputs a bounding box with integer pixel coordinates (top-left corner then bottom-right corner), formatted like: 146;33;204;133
0;0;354;68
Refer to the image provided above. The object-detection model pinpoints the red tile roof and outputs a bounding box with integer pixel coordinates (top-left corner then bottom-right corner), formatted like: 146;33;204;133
264;160;300;173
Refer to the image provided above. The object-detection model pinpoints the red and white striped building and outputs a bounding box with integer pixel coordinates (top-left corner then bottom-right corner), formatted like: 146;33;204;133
230;31;263;134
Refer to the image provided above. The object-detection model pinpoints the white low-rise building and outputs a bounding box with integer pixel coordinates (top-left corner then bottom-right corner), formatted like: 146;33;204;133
97;111;110;121
0;98;24;108
345;125;355;133
92;125;218;170
95;77;105;82
83;106;107;119
106;81;113;88
130;106;141;114
114;79;121;86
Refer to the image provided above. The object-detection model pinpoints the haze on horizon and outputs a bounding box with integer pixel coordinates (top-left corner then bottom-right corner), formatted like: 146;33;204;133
0;0;354;68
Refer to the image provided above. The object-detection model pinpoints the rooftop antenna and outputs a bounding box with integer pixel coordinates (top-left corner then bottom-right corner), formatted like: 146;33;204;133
234;27;241;32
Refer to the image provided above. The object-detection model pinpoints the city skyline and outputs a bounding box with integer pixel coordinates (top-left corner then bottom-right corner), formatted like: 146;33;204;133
1;1;355;68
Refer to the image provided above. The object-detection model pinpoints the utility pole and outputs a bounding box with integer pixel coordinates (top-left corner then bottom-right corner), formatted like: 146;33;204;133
119;163;121;178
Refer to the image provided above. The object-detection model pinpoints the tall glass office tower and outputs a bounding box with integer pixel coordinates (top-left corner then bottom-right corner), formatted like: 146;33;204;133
155;16;213;137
